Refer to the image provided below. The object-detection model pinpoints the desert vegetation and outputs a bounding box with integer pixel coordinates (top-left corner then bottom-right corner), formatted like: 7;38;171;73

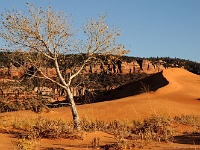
0;112;200;149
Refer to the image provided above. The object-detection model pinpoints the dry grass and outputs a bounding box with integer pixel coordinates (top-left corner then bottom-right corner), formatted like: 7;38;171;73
8;115;174;149
174;115;200;133
12;116;74;140
0;113;200;149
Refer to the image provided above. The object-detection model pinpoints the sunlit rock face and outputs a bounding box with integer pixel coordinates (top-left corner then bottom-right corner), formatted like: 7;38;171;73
2;59;166;79
84;59;165;74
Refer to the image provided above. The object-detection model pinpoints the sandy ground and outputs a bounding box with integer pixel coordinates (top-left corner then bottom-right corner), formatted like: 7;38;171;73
0;68;200;149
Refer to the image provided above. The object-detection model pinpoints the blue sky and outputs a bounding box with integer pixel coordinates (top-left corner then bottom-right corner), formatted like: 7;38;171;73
0;0;200;62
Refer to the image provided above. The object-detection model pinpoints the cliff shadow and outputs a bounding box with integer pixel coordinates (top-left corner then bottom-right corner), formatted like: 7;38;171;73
79;71;169;103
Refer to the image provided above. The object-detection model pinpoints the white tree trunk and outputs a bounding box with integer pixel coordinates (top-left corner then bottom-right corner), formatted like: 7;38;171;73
65;86;80;130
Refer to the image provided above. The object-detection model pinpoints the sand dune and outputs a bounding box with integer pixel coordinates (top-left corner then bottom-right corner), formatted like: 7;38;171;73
94;71;169;102
157;68;200;97
71;68;200;121
42;68;200;122
96;68;200;101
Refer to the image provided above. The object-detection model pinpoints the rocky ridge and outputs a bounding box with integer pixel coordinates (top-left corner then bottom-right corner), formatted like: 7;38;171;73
0;59;166;78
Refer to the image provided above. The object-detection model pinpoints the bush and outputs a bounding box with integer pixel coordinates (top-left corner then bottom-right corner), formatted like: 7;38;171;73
12;117;73;139
132;115;174;142
0;98;49;113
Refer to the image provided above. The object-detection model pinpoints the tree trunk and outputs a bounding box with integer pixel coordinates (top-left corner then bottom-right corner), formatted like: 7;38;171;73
65;86;80;130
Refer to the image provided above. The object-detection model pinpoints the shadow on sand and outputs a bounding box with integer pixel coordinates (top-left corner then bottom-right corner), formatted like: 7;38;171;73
85;71;169;103
173;133;200;145
50;71;169;106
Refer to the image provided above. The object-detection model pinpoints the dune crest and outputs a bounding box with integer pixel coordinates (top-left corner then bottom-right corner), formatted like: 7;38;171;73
156;68;200;98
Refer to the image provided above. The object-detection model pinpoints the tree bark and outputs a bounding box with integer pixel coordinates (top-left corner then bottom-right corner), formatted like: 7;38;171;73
65;86;80;130
54;58;81;129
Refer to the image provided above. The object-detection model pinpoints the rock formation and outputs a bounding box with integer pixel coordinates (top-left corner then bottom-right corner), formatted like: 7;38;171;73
84;59;166;74
0;59;166;79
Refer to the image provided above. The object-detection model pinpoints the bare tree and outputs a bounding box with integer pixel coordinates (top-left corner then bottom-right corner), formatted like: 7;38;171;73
0;3;128;129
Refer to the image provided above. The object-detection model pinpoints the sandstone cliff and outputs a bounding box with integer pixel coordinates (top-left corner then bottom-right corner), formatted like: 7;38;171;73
0;59;166;78
83;59;166;74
